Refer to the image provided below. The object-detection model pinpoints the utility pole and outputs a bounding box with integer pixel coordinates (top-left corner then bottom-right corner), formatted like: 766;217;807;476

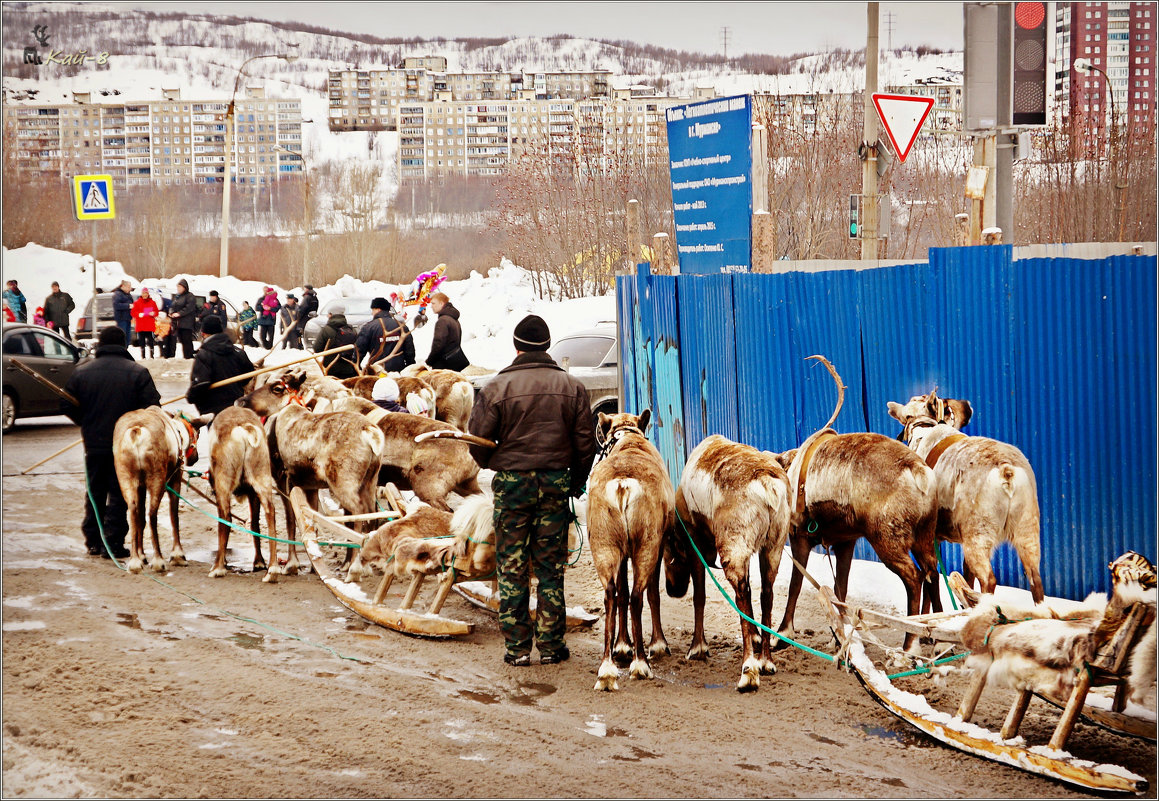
720;26;731;60
885;10;896;53
861;2;880;260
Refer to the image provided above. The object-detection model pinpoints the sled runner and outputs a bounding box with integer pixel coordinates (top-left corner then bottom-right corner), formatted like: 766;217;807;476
817;553;1155;795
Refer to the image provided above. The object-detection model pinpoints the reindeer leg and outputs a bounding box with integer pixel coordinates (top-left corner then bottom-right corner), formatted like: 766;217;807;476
774;533;811;650
687;554;709;661
722;549;760;693
612;558;633;664
646;564;670;660
628;562;654;681
281;487;301;576
166;473;186;567
757;547;779;675
260;488;281;584
595;567;620;691
127;484;145;574
149;483;167;572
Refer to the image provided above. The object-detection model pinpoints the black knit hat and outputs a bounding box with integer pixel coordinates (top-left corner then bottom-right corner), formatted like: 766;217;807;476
370;297;388;311
201;315;224;335
98;325;126;346
513;314;550;352
177;278;189;290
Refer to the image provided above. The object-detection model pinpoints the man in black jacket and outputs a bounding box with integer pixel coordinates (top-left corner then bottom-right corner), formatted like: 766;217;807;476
63;325;162;558
199;290;228;328
425;292;470;371
313;305;359;379
355;296;414;373
186;315;254;416
43;281;76;340
467;314;596;666
112;280;134;346
168;278;199;359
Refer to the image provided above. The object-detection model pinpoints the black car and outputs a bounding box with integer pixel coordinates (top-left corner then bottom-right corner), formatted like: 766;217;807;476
3;322;91;433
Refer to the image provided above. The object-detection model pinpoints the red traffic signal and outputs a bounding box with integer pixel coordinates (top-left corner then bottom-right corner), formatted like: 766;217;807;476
1012;1;1047;126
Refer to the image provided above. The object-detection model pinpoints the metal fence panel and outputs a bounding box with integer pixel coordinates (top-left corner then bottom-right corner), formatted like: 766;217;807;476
733;273;800;452
649;274;687;488
615;274;639;415
676;274;740;455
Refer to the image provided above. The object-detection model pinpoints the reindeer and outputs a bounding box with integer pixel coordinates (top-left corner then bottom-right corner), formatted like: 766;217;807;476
112;407;213;574
887;391;1044;603
400;365;474;430
587;410;674;691
665;433;791;692
237;379;385;581
342;374;437;417
773;357;942;656
203;406;281;582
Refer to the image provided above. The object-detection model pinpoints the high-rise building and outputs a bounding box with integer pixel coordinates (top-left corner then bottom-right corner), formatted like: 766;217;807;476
1052;1;1156;143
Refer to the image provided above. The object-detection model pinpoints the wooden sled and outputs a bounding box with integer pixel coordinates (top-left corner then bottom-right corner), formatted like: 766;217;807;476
946;571;1158;745
454;581;599;630
817;567;1154;796
290;485;474;638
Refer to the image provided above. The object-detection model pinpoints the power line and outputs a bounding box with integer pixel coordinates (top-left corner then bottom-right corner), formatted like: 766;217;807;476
720;26;731;59
884;10;896;53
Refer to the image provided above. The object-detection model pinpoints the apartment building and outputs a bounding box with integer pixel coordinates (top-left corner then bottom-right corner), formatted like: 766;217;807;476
329;64;612;132
3;88;302;188
1053;1;1156;139
395;90;688;181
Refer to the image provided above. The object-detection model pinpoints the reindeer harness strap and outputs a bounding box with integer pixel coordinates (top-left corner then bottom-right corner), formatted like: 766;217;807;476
796;430;837;515
175;413;199;464
925;433;967;469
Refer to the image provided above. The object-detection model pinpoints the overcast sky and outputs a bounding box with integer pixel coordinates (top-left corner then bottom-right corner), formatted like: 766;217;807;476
119;2;964;56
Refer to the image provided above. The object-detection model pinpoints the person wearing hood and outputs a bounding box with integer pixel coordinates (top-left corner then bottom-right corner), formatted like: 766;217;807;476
425;292;470;372
313;304;360;379
169;278;199;359
371;377;408;414
186;314;253;416
62;325;161;559
112;280;134;346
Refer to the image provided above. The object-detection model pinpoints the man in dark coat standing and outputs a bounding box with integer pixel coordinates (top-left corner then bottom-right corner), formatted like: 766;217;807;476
297;284;319;335
186;315;254;416
355;296;414;373
112;280;134;346
313;305;359;379
168;278;199;359
425;292;470;371
467;314;597;666
63;325;161;558
199;290;228;327
43;281;76;340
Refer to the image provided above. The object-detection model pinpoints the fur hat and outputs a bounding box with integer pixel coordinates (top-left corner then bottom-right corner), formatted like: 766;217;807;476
370;297;388;311
98;325;126;347
177;278;189;290
330;304;345;315
513;314;550;352
200;315;224;336
372;377;400;403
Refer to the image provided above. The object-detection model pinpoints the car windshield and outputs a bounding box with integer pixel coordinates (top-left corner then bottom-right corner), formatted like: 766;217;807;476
549;335;615;368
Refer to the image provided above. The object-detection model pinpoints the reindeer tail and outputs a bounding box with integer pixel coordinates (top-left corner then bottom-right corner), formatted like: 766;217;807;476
998;463;1018;498
450;494;495;557
362;425;386;459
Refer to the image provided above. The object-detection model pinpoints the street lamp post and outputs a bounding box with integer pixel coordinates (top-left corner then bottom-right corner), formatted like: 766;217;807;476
275;144;311;286
1074;57;1127;241
220;49;298;278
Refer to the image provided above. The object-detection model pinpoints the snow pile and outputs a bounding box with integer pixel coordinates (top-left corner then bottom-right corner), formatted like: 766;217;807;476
1;244;616;372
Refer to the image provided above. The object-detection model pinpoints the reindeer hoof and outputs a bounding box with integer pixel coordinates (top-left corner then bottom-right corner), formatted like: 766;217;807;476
262;567;280;584
759;657;777;676
150;558;167;573
208;566;227;578
737;657;761;692
169;554;187;567
594;661;620;692
127;558;144;574
629;658;653;680
686;642;710;662
283;561;300;576
648;640;671;660
297;561;313;575
886;650;918;671
252;558;268;573
343;566;363;583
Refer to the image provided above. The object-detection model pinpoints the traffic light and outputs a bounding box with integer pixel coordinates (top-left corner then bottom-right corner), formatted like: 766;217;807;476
849;194;861;239
1012;1;1047;126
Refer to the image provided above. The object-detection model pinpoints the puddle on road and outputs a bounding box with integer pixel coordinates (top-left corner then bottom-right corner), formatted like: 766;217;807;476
611;745;659;762
116;612;142;630
859;723;935;748
511;681;556;707
810;732;842;746
455;690;501;705
227;631;265;651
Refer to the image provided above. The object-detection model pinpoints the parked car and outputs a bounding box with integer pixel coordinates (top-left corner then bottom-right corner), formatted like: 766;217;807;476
470;321;619;425
3;322;91;434
77;289;225;343
303;297;380;348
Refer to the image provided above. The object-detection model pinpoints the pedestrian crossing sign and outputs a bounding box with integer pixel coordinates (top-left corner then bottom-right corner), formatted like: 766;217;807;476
73;174;116;220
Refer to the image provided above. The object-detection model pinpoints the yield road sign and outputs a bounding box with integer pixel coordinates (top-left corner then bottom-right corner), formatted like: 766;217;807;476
73;174;116;220
871;94;935;164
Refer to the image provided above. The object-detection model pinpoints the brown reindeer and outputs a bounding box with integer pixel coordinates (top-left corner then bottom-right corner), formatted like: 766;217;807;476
887;392;1044;603
327;395;490;511
588;410;674;691
237;379;385;581
113;407;213;574
665;433;791;692
203;406;280;582
401;366;474;430
773;357;941;656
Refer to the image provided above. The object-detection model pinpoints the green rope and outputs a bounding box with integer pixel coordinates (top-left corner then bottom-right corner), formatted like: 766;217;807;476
674;511;835;663
165;482;360;548
85;470;365;663
937;544;960;612
886;652;968;679
565;496;585;567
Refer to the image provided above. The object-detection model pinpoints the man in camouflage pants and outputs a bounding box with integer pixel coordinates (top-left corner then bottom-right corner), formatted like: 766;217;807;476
468;315;596;666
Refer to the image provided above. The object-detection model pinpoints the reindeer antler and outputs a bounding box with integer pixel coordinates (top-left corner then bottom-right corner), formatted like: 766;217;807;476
806;355;845;431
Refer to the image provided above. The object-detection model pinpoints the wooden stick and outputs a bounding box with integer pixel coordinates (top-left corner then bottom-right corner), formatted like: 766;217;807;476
254;323;298;368
21;436;83;474
160;345;355;405
8;358;80;406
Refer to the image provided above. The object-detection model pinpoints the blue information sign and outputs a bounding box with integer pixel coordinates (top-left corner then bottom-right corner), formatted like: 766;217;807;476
665;95;752;274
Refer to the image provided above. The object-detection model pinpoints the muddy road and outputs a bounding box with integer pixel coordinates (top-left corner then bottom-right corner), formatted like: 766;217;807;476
2;399;1155;798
